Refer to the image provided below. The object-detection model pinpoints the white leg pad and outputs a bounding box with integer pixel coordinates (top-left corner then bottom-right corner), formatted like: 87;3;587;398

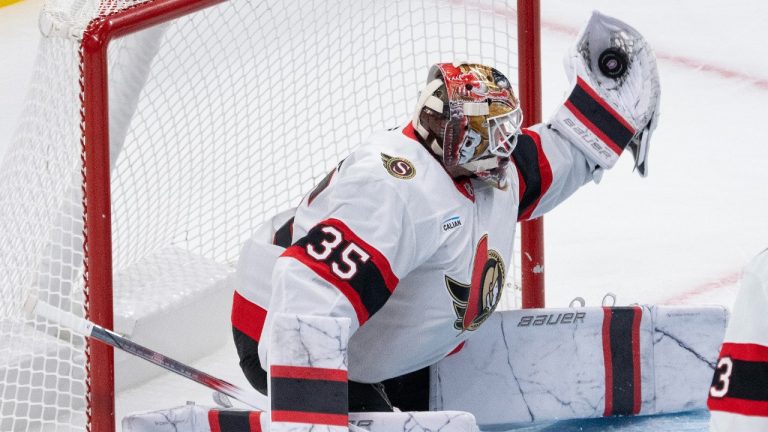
431;305;727;428
122;404;268;432
123;406;478;432
122;405;210;432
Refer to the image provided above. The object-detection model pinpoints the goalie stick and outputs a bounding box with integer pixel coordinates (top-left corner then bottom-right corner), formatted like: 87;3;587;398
23;295;370;432
23;294;269;410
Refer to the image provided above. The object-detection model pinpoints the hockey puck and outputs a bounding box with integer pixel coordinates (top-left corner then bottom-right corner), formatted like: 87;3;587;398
598;48;629;79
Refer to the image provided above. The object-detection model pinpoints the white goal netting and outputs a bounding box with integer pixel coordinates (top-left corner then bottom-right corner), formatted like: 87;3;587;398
0;0;524;430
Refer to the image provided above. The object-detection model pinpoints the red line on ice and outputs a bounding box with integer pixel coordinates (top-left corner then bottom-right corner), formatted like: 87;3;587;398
450;1;768;90
540;20;768;90
661;271;742;305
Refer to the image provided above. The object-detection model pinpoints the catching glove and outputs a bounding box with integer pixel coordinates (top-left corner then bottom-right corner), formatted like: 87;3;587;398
551;11;661;177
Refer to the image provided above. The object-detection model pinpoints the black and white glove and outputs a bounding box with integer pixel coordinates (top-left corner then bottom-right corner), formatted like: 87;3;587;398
551;11;661;178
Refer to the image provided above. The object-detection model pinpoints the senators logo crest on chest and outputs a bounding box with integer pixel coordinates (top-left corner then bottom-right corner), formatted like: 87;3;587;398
445;234;506;332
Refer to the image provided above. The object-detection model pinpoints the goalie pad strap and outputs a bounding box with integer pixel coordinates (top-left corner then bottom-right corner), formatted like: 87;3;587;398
602;306;642;416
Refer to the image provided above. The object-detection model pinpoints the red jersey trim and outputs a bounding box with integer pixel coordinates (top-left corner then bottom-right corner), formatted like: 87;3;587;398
231;291;267;342
402;122;418;141
447;341;466;356
517;129;553;220
720;342;768;362
708;397;768;417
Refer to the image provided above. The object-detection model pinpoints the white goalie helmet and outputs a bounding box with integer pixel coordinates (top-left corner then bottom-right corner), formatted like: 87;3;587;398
412;63;523;190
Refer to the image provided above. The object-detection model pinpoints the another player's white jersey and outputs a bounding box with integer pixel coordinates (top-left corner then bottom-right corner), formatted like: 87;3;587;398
709;249;768;431
241;123;594;383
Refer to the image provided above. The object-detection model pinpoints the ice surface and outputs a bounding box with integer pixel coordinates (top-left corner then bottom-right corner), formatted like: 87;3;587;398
512;410;710;432
2;0;767;430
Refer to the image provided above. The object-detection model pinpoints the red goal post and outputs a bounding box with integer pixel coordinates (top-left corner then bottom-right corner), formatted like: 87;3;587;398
516;0;545;309
80;2;229;431
0;1;543;431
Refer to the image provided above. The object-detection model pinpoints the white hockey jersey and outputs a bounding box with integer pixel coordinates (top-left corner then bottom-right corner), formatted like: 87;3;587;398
237;123;595;383
708;249;768;431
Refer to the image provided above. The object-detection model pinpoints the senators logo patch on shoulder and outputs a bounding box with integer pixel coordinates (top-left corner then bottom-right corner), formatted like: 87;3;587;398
381;153;415;180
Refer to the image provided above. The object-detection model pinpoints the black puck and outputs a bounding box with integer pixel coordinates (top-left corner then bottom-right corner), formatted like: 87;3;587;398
598;47;629;79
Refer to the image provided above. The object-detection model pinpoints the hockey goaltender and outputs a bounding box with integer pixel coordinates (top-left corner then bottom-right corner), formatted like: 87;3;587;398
230;10;660;426
228;11;661;421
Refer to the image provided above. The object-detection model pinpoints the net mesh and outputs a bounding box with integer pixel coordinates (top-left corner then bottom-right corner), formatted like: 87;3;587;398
0;0;523;430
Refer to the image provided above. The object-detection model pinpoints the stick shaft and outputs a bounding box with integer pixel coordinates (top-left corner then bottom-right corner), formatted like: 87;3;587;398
31;297;268;411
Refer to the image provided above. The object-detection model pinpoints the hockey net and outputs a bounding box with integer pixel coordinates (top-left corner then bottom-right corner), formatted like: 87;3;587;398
0;0;538;430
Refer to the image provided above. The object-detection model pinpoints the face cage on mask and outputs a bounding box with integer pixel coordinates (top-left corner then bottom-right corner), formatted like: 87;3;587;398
486;106;523;159
456;106;523;175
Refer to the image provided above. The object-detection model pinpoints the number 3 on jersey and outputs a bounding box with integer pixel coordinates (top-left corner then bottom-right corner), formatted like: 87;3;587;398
709;357;733;398
306;226;371;279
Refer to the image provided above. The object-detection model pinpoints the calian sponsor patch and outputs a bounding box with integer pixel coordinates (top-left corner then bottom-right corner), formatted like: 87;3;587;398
442;216;462;231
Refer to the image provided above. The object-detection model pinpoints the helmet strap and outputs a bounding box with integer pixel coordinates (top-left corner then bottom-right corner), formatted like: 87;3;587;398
412;78;446;140
459;157;500;173
429;139;443;156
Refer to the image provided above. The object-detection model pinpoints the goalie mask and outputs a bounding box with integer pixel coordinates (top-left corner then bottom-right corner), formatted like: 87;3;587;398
412;63;523;190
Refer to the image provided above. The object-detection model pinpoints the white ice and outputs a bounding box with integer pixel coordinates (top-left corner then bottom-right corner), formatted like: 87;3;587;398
2;0;767;430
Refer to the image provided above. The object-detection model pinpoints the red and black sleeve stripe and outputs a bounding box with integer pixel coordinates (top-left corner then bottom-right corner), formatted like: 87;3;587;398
208;409;262;432
281;218;399;325
512;129;553;221
564;77;636;155
270;365;348;426
231;291;267;342
602;306;643;417
708;342;768;416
